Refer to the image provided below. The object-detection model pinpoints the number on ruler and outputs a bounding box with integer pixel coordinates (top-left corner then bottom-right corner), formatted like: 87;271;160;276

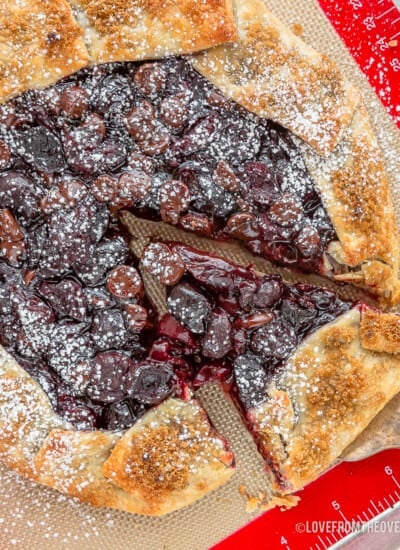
332;500;341;510
363;16;376;30
390;59;400;72
385;465;393;475
349;0;363;9
281;536;289;545
377;37;389;52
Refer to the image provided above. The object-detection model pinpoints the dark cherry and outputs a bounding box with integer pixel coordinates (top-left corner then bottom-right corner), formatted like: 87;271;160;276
253;277;284;308
56;394;97;430
250;317;297;362
0;171;43;224
234;354;269;410
268;192;303;228
138;127;170;156
202;309;232;359
159;93;188;128
91;73;134;120
294;224;322;258
48;322;94;375
213;161;240;193
167;282;211;334
60;85;89;119
106;265;142;299
86;351;135;404
142;242;185;286
91;309;129;351
38;279;88;321
124;303;148;332
101;399;138;430
117;170;152;204
160;179;190;224
91;174;119;203
125;100;156;141
13;127;65;172
0;208;23;241
126;361;174;405
134;63;166;95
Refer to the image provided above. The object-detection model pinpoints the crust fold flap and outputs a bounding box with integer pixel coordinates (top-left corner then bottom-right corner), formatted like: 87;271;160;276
0;0;89;104
69;0;237;63
34;398;234;516
300;101;400;305
191;0;360;155
248;307;400;493
0;346;65;478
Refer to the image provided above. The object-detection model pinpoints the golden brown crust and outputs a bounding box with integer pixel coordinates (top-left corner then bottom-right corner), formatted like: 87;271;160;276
34;398;234;516
0;347;66;478
191;0;360;155
249;307;400;492
300;102;400;305
360;309;400;354
0;0;89;104
69;0;237;63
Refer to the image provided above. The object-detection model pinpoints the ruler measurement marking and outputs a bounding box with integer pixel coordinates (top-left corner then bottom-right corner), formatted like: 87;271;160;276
394;490;400;500
390;30;400;39
370;499;380;514
362;510;370;521
356;514;364;523
317;535;328;550
338;510;349;522
384;497;391;507
392;474;400;489
389;493;397;504
330;531;338;542
325;535;333;546
376;6;396;19
392;16;400;23
377;500;385;511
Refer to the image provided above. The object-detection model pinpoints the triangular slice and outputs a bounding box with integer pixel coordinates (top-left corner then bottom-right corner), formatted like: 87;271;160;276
143;242;400;492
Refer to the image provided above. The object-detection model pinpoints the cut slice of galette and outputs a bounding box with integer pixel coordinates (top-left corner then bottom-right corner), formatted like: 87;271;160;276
0;0;400;517
143;242;400;492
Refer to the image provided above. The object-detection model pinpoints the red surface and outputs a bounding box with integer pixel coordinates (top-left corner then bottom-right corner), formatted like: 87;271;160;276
214;450;400;549
319;0;400;128
214;2;400;548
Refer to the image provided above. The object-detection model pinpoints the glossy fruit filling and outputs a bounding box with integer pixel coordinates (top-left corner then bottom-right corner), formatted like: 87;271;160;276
0;58;340;430
143;243;352;411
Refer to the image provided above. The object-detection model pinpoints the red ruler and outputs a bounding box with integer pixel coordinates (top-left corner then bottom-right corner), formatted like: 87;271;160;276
214;450;400;549
319;0;400;127
214;2;400;548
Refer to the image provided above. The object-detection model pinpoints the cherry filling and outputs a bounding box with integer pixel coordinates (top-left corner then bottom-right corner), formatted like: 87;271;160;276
143;243;352;411
0;58;339;431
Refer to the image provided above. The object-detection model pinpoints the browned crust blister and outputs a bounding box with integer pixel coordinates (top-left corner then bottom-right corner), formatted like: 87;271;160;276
249;307;400;493
0;0;89;104
68;0;238;63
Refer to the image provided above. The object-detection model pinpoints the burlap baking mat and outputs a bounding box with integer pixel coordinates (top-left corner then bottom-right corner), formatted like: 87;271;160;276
1;1;400;548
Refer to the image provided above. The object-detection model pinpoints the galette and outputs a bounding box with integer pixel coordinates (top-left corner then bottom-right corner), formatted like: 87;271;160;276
0;0;400;516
